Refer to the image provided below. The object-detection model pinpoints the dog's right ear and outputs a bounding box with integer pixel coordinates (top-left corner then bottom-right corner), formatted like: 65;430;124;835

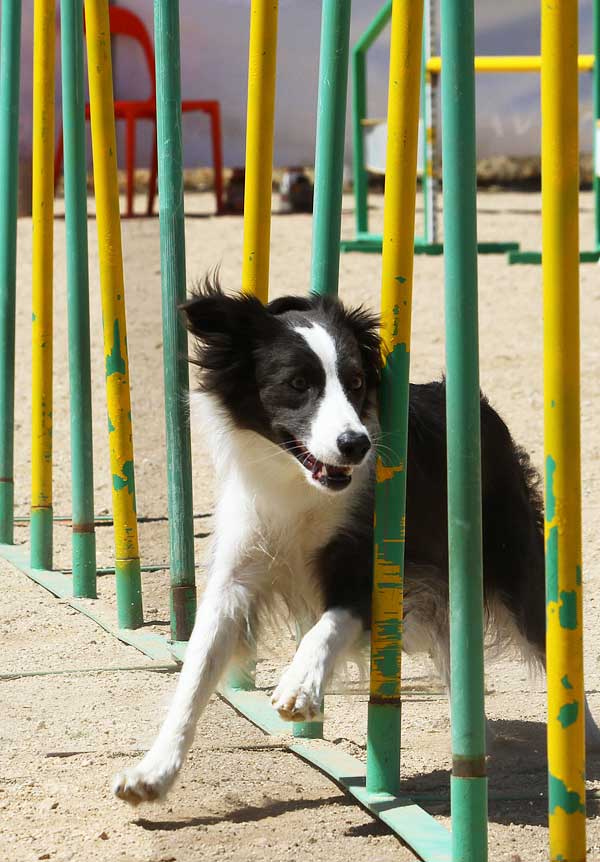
179;274;267;343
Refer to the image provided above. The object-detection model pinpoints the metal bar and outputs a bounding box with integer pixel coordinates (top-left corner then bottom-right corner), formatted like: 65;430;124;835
541;1;587;859
310;0;352;297
61;0;97;598
84;0;143;629
241;0;278;303
440;0;488;858
0;0;22;546
366;0;423;797
0;544;170;660
594;0;600;251
31;0;55;570
351;1;392;239
153;0;197;643
427;54;594;74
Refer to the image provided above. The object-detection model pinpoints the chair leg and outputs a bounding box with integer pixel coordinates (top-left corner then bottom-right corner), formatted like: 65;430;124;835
147;118;158;217
209;104;224;215
54;128;64;193
125;113;136;217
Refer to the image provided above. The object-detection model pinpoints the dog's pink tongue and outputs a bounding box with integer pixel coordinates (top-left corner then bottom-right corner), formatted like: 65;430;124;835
312;459;323;479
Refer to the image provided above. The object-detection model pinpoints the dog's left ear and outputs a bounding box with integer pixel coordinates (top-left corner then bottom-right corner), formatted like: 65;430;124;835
343;305;382;387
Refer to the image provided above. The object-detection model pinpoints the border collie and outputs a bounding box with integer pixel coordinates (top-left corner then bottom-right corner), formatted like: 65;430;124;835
114;277;599;805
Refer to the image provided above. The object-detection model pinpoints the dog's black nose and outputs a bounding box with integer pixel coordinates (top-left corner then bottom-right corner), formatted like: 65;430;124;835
337;431;371;463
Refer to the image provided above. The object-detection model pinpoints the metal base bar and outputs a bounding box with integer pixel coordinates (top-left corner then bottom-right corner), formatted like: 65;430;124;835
2;545;451;861
0;545;173;660
508;249;600;265
341;234;518;255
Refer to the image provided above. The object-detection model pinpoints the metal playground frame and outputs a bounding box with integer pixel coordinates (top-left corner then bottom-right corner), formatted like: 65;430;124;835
0;1;591;860
340;0;600;267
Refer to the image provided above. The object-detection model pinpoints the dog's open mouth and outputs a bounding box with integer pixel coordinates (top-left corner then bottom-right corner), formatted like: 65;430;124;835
284;441;352;491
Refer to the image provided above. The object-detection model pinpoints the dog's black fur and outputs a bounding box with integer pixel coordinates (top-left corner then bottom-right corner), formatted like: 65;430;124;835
182;280;546;659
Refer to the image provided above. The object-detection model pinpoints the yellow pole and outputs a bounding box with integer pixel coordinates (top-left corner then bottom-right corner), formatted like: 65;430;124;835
85;0;143;629
241;0;278;302
31;0;55;570
426;54;594;74
366;0;423;795
541;1;586;860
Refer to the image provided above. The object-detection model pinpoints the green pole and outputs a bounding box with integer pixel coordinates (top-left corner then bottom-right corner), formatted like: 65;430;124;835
352;47;368;236
310;0;352;298
61;0;97;598
366;0;423;796
296;0;352;737
154;0;197;643
594;0;600;250
440;0;488;859
351;1;392;239
0;0;21;546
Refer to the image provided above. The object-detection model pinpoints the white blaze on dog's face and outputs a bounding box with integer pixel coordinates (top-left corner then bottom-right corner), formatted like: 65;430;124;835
293;323;372;486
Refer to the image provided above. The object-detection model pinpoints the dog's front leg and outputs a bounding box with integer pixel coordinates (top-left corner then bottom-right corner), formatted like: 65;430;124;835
271;608;364;722
113;579;251;805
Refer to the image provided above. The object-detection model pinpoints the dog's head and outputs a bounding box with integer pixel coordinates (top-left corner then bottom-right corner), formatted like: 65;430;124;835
180;275;381;493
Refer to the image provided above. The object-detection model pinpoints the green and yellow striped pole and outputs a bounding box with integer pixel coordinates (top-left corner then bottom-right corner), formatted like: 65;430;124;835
227;0;279;688
440;0;488;857
85;0;143;629
154;0;197;642
61;0;97;598
241;0;278;303
310;0;352;298
366;0;423;796
31;0;55;570
0;0;22;546
541;1;586;859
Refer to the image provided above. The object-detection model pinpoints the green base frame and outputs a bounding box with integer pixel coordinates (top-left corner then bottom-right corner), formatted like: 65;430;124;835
508;249;600;265
341;233;519;256
0;541;451;862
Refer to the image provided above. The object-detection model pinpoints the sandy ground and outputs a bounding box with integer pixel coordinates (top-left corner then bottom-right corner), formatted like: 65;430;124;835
1;189;600;861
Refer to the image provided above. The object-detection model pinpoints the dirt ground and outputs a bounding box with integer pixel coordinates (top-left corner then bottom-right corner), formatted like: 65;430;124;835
1;189;600;861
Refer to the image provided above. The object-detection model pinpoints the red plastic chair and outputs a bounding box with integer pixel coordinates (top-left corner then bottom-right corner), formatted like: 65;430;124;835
55;6;224;217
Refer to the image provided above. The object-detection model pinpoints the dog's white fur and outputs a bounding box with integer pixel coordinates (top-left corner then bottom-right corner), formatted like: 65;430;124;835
295;324;367;465
113;324;375;804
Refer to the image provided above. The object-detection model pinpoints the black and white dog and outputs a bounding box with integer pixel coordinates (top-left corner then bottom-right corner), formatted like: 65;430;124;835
114;278;599;805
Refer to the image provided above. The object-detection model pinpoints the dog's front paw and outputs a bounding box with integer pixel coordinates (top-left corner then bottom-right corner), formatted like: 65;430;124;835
113;761;176;806
271;674;322;722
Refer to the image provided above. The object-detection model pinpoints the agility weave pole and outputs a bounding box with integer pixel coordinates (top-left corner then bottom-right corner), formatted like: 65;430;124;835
542;2;587;859
153;0;197;643
85;0;143;629
31;0;55;570
440;0;488;857
0;0;21;546
61;0;97;599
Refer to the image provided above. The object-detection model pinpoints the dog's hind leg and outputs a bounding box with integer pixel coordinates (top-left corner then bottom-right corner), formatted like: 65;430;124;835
113;579;253;805
271;608;364;722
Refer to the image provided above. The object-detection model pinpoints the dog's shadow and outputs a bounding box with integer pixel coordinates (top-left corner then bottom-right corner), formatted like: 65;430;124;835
134;793;355;832
401;717;600;827
134;718;600;834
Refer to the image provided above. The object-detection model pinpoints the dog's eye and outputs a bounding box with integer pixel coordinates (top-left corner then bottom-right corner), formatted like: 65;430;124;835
290;376;309;392
350;375;364;390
